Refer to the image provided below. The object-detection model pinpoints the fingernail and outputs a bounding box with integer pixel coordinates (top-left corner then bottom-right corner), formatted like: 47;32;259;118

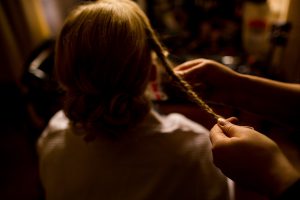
175;71;184;76
243;126;254;130
217;118;228;126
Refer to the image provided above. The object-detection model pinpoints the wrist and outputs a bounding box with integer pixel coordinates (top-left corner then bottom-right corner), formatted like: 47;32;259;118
274;178;300;200
268;155;300;198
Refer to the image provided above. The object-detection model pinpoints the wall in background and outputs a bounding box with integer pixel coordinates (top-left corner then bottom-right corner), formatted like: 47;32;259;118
280;0;300;82
1;0;299;83
0;0;51;84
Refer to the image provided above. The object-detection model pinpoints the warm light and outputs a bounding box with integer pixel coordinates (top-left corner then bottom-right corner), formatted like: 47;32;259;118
268;0;290;23
222;56;234;65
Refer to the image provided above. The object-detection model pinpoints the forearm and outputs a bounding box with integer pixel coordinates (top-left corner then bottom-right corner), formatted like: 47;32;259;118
274;178;300;200
230;74;300;126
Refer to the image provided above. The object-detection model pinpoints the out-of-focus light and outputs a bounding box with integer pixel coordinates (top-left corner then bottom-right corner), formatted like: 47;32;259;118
222;56;235;65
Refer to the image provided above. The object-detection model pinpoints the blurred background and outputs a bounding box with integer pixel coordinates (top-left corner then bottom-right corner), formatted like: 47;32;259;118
0;0;299;199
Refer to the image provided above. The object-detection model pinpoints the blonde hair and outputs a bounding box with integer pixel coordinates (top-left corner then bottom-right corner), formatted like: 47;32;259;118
56;0;220;138
146;30;222;121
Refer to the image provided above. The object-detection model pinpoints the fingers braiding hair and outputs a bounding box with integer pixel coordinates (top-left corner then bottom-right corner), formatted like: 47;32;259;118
146;28;222;121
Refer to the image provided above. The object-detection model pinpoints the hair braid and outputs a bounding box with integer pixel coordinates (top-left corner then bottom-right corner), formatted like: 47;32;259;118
147;29;222;121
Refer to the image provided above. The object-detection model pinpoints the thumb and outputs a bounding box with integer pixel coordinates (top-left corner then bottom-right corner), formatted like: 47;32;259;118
217;118;243;137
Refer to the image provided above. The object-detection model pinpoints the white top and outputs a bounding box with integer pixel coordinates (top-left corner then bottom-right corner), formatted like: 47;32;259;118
37;109;233;200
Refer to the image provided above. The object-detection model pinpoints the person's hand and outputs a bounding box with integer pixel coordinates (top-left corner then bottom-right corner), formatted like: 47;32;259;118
174;59;241;104
210;118;300;197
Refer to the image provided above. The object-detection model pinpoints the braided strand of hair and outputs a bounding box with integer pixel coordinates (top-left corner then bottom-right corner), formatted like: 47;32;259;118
148;30;222;121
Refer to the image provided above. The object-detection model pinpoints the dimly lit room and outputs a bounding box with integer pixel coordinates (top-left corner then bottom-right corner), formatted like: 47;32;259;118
1;0;300;200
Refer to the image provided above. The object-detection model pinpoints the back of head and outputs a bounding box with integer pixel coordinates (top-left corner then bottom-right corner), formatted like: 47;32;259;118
56;0;154;138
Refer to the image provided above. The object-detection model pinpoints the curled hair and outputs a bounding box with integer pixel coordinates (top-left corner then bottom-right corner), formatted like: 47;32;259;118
56;0;153;138
56;0;221;139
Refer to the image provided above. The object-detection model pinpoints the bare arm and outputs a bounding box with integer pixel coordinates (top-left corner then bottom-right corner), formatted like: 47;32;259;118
174;59;300;126
231;73;300;125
